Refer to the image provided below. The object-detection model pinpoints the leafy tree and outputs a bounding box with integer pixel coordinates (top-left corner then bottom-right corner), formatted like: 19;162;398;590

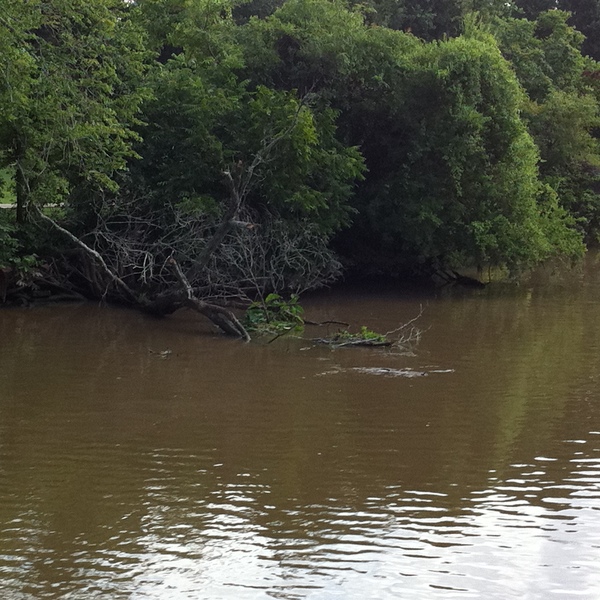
53;0;364;320
242;0;582;269
493;10;586;102
492;10;600;239
355;35;582;268
510;1;600;60
512;0;558;20
526;90;599;171
0;0;148;223
342;0;516;38
233;0;286;24
132;56;363;233
357;0;467;39
561;0;600;60
131;0;365;233
1;0;593;312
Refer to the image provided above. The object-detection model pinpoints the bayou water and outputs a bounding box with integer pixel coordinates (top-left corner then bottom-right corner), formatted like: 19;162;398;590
1;258;600;599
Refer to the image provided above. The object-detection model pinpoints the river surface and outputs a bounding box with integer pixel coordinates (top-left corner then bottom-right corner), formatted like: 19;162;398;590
1;259;600;599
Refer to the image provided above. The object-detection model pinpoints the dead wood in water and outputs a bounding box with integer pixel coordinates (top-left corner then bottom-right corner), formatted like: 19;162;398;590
310;306;423;351
32;207;250;339
168;257;250;341
312;337;392;348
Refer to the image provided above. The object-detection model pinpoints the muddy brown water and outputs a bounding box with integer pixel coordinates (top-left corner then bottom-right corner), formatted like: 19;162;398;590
1;259;600;599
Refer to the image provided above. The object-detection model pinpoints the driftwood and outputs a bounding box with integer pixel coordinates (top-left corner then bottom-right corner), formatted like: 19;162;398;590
312;337;392;348
417;256;486;288
34;206;139;302
304;318;350;327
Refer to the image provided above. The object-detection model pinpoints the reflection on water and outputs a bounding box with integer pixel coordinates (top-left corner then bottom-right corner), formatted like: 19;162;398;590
1;257;600;599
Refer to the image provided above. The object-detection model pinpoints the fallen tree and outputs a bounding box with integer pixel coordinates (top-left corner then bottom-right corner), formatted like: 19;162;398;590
33;202;250;338
3;84;351;338
28;189;343;340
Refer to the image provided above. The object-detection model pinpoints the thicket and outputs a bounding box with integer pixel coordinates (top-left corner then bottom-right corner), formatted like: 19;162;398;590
1;0;599;335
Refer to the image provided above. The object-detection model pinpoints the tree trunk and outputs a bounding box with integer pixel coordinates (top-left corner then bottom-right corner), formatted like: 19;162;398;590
15;156;27;225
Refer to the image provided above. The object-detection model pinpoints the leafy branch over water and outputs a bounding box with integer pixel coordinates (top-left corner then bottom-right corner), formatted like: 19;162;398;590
311;306;423;351
244;293;305;335
245;294;423;351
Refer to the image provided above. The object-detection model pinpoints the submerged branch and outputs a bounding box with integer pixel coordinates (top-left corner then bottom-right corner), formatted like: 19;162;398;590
304;318;350;327
312;337;392;348
169;258;251;341
311;308;423;351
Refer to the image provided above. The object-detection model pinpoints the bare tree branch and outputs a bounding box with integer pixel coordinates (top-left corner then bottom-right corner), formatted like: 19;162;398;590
33;205;139;302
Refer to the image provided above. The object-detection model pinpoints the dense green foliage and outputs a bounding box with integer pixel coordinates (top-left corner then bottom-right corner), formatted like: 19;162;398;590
511;0;600;60
2;0;600;295
244;292;304;333
235;0;584;268
492;10;600;242
0;0;148;224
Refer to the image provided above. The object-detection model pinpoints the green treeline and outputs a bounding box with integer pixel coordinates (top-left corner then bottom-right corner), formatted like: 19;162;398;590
1;0;600;300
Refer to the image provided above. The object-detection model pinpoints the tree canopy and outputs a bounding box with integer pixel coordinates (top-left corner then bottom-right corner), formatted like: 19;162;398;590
2;0;600;317
0;0;148;223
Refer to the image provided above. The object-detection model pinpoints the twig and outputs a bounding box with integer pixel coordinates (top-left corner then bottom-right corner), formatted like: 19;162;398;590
312;338;392;348
384;305;424;337
34;205;139;302
304;319;350;327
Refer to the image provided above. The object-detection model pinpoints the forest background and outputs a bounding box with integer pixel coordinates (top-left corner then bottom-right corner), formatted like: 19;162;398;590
1;0;600;335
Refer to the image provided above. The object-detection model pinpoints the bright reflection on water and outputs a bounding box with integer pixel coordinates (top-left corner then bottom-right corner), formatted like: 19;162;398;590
1;257;600;599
